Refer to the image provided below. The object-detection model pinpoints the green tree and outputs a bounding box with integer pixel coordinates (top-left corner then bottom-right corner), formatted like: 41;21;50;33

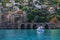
2;2;6;6
15;0;20;2
27;13;36;22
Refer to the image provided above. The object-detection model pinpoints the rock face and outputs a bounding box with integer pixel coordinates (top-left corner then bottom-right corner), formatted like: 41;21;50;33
48;16;58;29
50;17;58;24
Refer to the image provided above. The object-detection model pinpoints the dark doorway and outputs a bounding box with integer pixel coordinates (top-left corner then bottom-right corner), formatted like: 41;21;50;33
45;24;49;29
26;24;31;29
33;24;37;29
21;24;25;29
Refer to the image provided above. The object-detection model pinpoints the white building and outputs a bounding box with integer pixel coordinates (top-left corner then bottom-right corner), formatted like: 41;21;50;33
6;3;13;7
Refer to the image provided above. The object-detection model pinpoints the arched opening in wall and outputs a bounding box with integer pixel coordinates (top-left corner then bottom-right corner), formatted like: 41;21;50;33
21;24;25;29
14;17;20;29
14;17;19;23
33;24;37;29
26;24;31;29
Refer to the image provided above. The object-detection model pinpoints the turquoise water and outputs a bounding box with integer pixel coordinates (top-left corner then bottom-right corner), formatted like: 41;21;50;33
0;29;60;40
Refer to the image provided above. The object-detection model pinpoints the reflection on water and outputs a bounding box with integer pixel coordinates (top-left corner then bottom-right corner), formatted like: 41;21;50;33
0;29;60;40
37;29;51;40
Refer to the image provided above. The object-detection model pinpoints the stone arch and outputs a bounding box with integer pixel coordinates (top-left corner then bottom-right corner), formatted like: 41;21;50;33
26;24;31;29
33;24;37;29
21;24;25;29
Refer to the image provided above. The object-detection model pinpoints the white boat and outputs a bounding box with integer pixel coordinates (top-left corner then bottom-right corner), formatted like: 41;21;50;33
37;26;44;33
